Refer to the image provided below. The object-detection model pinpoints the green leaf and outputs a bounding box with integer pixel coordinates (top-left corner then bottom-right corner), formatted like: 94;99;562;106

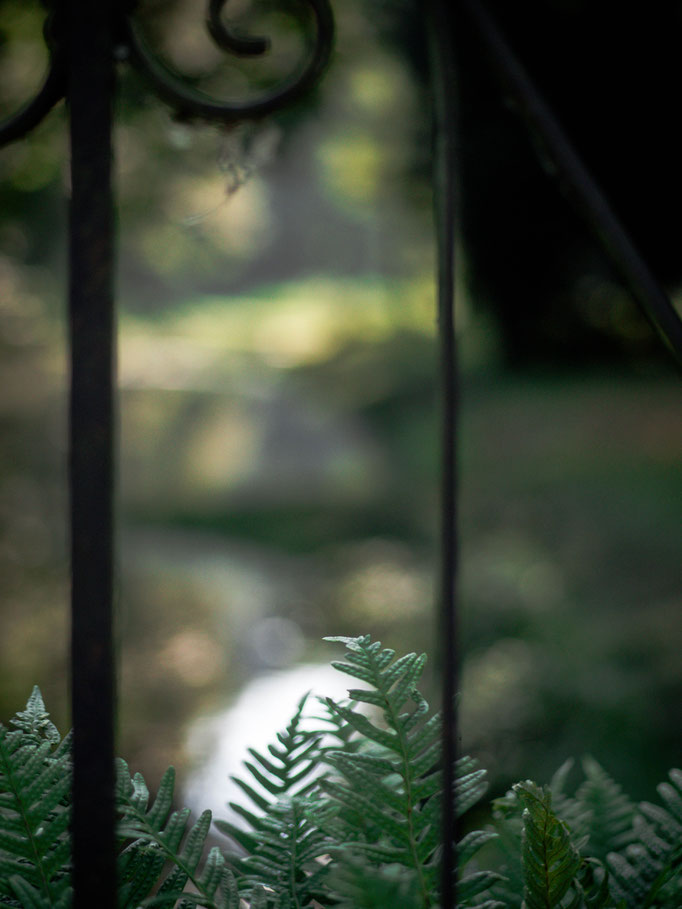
514;780;581;909
0;689;72;907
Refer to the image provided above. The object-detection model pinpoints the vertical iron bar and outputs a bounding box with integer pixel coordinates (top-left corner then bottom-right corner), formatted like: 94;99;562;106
66;1;117;905
428;2;459;907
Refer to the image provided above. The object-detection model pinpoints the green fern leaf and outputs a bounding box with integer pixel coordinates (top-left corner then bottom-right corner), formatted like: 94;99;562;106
117;841;167;908
326;851;422;909
514;780;581;909
324;701;402;753
574;856;612;908
607;768;682;908
10;688;60;747
458;829;498;866
0;689;72;907
215;694;333;908
8;875;54;909
576;757;636;860
458;868;506;903
117;759;236;908
319;635;489;908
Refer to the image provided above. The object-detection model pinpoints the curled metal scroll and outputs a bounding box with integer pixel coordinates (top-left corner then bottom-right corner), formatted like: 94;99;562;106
0;9;66;147
125;0;335;123
0;0;334;148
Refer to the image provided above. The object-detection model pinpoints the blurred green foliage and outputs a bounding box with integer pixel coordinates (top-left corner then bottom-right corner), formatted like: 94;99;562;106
0;0;680;811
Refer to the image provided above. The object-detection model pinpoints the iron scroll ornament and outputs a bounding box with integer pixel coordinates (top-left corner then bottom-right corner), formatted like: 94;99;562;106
124;0;335;123
0;0;335;145
0;7;66;146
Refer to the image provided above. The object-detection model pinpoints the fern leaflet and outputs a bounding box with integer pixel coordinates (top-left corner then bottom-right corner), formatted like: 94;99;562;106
318;634;493;908
607;768;682;908
215;693;331;907
116;759;239;909
0;687;72;909
514;780;581;908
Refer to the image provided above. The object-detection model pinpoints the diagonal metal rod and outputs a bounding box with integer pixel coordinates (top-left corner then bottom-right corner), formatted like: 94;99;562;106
462;0;682;366
428;1;459;906
67;2;118;905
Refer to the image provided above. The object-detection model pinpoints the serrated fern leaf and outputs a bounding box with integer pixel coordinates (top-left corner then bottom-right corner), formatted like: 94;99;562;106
514;780;581;909
319;635;489;909
238;795;329;908
575;757;636;860
117;840;167;909
573;856;612;908
0;688;72;908
486;788;526;907
9;688;61;747
607;768;682;908
215;694;332;907
116;759;239;908
327;852;422;909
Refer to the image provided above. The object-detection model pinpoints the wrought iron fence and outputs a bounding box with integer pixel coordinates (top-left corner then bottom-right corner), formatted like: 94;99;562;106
1;1;680;907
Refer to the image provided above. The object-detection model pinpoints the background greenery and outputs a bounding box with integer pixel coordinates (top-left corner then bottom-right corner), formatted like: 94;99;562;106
0;0;680;820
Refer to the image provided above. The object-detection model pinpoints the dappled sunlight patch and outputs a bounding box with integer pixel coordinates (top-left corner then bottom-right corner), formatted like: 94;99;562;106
347;56;414;116
0;255;51;349
334;538;430;625
182;401;260;494
157;629;224;688
119;276;436;381
317;130;386;206
119;332;222;390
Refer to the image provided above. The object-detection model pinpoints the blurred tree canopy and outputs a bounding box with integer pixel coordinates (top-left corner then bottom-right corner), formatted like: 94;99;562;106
1;0;681;367
1;0;680;801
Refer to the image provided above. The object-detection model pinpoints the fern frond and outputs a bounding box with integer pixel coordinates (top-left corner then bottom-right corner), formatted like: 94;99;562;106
310;695;359;754
486;788;526;907
514;780;581;909
238;710;321;806
575;757;636;860
116;759;238;908
238;795;329;907
319;634;489;908
117;840;166;909
490;759;638;908
215;694;332;907
607;768;682;908
573;856;612;908
0;688;72;908
327;851;422;908
9;688;61;747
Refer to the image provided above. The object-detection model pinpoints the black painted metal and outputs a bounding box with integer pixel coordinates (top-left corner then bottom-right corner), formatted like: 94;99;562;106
428;3;459;905
66;2;118;905
462;0;682;367
0;7;65;145
207;0;270;57
125;0;335;123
